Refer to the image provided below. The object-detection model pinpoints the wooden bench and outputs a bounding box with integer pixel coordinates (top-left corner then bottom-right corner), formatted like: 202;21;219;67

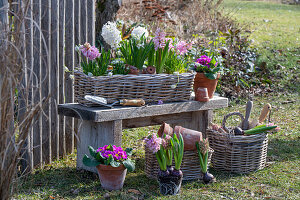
58;96;228;173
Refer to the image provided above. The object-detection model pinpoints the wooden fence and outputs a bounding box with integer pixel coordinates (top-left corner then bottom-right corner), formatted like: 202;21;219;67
18;0;95;171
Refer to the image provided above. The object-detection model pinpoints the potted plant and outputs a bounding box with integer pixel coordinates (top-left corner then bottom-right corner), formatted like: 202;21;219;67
144;132;184;195
195;138;214;184
192;54;223;99
82;145;135;190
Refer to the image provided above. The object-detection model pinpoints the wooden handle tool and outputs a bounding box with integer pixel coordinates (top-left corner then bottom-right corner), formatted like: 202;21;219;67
242;101;253;130
259;103;271;123
119;99;145;107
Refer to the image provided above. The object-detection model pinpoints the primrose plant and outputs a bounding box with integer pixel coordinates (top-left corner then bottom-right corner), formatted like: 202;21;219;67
82;145;135;172
192;53;223;79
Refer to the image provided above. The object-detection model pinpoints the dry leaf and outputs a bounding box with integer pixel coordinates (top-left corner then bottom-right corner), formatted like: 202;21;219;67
128;189;141;195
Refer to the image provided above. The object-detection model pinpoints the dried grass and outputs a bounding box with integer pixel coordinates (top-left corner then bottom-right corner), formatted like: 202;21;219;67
0;1;47;199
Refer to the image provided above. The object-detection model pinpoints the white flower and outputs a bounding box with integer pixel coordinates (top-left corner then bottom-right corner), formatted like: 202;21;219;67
195;62;200;67
173;71;179;76
131;26;149;39
101;21;122;49
143;65;147;69
69;75;74;80
108;72;113;76
170;84;177;89
87;72;93;77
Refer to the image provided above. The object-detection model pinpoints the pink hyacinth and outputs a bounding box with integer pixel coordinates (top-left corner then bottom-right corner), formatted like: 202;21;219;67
176;41;192;55
80;42;101;60
154;29;166;51
144;132;162;153
196;55;212;67
165;38;174;50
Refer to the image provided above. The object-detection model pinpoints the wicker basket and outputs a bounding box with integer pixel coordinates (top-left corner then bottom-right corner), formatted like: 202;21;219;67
207;129;268;174
144;146;213;181
74;70;195;105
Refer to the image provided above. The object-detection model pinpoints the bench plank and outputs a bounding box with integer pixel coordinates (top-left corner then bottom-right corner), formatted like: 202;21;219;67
58;96;228;123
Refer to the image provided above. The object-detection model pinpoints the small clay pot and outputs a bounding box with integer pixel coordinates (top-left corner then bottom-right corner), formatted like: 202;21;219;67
157;122;173;137
126;64;140;75
193;73;220;99
196;87;209;102
174;126;203;151
96;164;127;190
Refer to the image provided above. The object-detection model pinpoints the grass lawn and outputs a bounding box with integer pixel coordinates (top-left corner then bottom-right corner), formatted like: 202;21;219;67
15;94;299;199
14;1;300;199
223;0;300;93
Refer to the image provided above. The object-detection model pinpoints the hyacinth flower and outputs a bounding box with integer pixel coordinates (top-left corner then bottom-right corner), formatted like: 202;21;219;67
82;144;135;172
148;28;170;74
170;133;184;176
76;42;111;76
195;138;214;184
162;134;173;169
144;132;167;172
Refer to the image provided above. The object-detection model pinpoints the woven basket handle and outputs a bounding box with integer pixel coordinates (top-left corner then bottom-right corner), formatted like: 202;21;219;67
222;112;245;133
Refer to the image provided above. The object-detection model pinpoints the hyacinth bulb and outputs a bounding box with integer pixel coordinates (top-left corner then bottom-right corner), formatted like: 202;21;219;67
203;172;214;184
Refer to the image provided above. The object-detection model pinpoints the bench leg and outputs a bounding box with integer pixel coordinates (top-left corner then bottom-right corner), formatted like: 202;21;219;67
76;120;122;173
184;110;213;138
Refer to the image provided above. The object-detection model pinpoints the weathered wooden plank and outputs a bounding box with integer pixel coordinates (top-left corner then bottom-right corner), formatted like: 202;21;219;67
86;0;94;44
76;120;122;173
80;0;87;43
58;97;228;123
122;112;192;129
58;0;65;157
41;0;51;165
32;0;42;167
50;0;59;160
64;0;75;154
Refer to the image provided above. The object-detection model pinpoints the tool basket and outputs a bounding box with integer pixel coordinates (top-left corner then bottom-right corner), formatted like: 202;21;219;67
207;112;268;174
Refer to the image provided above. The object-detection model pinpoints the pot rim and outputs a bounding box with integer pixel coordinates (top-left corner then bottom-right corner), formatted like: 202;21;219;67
96;164;126;171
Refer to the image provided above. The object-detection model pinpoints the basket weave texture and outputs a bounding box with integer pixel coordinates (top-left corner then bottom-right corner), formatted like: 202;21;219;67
74;70;195;105
207;129;268;174
144;146;213;181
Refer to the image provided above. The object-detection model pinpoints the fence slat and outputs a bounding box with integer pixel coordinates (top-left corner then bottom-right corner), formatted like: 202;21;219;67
50;0;59;160
64;0;75;154
80;0;87;44
87;0;94;45
32;0;42;167
41;0;51;165
58;0;66;157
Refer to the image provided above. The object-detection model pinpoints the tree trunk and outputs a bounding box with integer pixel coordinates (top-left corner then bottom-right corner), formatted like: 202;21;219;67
95;0;122;49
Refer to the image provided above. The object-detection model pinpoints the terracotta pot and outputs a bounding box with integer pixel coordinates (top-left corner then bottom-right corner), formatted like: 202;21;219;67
174;126;203;151
193;73;220;99
196;87;209;102
96;164;127;190
126;64;140;75
157;122;173;137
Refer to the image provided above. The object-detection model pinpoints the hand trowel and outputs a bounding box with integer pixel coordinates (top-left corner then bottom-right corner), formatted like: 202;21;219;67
84;95;145;108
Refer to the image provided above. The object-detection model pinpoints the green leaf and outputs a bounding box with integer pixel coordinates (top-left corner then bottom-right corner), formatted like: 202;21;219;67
104;154;113;165
123;159;135;172
88;146;97;158
205;73;217;80
95;152;104;162
110;160;120;167
82;155;101;167
125;148;133;156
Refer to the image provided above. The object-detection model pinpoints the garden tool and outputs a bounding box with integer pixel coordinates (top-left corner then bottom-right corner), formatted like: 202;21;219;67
248;103;272;129
84;95;145;108
238;101;253;130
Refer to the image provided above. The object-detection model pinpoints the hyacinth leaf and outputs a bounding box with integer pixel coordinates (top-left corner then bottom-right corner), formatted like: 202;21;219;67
196;141;206;173
110;160;120;168
125;148;133;156
88;145;97;158
204;151;208;173
123;159;135;172
82;155;101;167
177;133;184;169
155;152;166;171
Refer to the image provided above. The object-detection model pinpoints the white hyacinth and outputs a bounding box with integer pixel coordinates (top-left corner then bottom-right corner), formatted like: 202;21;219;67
87;72;93;77
101;21;122;49
131;26;149;39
